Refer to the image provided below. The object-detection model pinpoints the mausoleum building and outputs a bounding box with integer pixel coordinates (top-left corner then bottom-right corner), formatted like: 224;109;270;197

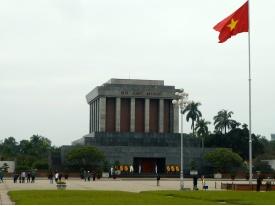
65;79;208;174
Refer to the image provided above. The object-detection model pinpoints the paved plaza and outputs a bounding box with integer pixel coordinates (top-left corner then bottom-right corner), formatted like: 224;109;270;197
0;177;255;205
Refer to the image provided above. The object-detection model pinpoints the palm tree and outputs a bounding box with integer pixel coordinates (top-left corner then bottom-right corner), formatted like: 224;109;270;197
213;110;240;134
182;101;202;136
195;119;211;149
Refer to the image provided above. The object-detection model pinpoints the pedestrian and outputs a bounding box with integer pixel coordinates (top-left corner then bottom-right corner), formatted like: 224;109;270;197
65;174;69;181
83;170;87;181
0;170;4;183
21;171;26;183
155;164;158;174
48;172;53;184
256;176;262;192
193;175;198;190
27;171;31;183
19;173;22;183
129;165;134;173
156;173;160;186
58;173;63;181
31;170;36;183
201;175;206;190
93;171;96;181
266;177;272;191
87;171;91;181
97;172;101;179
139;164;141;174
13;172;18;183
55;172;59;183
110;167;114;178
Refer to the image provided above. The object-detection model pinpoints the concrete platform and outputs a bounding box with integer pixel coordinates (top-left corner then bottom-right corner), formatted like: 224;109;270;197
0;178;258;205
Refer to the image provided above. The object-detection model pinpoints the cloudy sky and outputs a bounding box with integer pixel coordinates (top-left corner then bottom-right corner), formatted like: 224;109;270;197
1;0;274;146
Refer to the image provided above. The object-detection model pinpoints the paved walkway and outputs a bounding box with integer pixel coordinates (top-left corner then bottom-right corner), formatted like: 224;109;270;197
0;178;254;205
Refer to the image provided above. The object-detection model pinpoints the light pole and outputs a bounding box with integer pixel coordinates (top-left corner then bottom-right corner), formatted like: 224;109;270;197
172;89;189;190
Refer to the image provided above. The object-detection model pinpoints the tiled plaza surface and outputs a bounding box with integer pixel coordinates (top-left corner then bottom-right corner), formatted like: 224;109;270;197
0;178;256;205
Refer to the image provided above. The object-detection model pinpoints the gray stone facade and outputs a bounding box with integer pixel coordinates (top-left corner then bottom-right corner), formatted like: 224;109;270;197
86;78;180;134
66;79;211;173
70;132;210;172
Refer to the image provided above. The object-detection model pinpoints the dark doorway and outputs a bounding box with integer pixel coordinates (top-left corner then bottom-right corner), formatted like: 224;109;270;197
133;157;165;174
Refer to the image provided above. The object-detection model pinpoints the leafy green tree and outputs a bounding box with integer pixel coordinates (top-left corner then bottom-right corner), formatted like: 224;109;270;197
182;101;202;136
29;135;51;158
0;137;18;159
195;119;211;149
66;146;105;171
204;148;243;173
213;110;240;134
205;126;266;160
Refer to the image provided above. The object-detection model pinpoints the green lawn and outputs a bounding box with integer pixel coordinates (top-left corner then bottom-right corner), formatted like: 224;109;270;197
8;190;275;205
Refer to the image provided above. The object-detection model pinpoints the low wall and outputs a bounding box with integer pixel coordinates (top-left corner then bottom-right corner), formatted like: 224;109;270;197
221;183;275;191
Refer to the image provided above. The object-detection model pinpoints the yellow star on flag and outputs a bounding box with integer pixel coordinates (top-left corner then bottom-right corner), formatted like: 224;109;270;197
227;18;238;31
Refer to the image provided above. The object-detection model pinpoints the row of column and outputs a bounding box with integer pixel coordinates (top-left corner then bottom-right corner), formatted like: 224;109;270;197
90;98;100;133
90;97;179;133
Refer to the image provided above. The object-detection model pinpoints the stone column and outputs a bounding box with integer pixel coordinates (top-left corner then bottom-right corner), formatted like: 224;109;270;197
93;101;96;132
115;97;121;132
130;98;135;132
89;103;92;133
173;104;179;133
96;99;100;132
99;97;106;132
159;99;164;133
145;98;150;132
91;102;94;132
95;99;98;132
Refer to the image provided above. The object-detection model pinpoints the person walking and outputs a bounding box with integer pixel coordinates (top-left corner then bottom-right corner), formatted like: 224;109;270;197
55;172;59;183
201;175;206;190
87;171;91;181
0;170;4;183
27;171;31;183
31;170;36;183
266;177;272;191
193;175;198;190
58;173;63;181
256;176;262;192
93;171;96;181
21;171;26;183
48;172;53;184
110;167;114;178
129;165;134;174
155;164;158;175
13;172;18;183
156;174;160;186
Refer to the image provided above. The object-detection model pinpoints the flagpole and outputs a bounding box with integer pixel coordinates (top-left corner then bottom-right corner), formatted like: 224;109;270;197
247;0;253;184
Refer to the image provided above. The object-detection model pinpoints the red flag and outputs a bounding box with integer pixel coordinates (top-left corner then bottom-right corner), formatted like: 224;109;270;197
214;1;248;43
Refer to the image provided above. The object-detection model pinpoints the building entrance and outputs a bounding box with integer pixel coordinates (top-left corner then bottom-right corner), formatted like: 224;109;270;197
133;157;165;174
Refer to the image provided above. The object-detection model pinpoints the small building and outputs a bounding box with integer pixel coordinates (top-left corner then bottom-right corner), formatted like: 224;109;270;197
271;134;275;141
61;79;212;174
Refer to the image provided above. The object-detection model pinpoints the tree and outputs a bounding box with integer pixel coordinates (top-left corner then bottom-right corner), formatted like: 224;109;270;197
182;101;202;136
29;135;51;158
204;148;243;173
213;110;240;134
66;146;105;171
1;163;9;173
0;137;18;158
195;119;211;149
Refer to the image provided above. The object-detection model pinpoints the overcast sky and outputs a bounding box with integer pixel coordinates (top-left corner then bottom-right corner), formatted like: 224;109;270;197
1;0;274;146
